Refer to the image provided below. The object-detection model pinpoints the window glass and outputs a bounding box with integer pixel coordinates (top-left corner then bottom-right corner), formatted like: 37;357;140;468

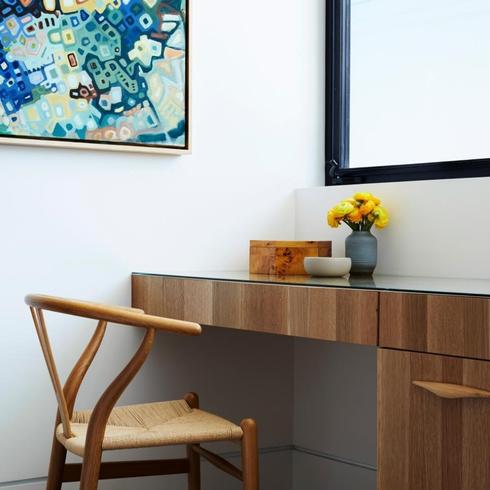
350;0;490;167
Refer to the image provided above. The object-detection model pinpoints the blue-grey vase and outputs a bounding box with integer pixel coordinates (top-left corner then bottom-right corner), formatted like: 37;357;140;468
345;231;377;275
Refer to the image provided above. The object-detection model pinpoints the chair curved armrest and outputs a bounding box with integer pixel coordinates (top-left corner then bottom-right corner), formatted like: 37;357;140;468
25;294;201;336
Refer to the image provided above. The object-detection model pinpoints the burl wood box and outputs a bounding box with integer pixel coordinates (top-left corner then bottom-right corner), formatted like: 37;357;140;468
249;240;332;275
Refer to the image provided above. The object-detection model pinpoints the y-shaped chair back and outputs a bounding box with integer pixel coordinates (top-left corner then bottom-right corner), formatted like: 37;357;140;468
26;294;201;441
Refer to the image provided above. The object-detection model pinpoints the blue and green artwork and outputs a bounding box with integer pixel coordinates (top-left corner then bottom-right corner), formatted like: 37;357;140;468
0;0;187;150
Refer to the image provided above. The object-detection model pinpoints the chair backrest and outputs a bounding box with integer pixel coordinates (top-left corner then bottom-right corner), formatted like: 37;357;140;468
26;294;201;438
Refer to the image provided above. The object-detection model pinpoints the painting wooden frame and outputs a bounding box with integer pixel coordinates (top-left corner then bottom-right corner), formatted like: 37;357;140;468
0;0;190;155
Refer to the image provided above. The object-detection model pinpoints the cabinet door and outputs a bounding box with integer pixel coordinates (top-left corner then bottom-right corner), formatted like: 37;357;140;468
378;349;490;490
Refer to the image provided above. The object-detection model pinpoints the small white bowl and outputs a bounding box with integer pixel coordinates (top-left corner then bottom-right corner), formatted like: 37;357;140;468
304;257;352;277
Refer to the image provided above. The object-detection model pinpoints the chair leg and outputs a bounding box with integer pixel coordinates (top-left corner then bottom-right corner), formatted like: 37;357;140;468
79;445;103;490
187;444;201;490
184;393;201;490
241;419;259;490
46;436;67;490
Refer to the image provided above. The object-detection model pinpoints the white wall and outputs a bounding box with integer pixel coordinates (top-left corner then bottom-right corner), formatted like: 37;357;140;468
0;1;325;488
293;176;490;490
293;341;377;490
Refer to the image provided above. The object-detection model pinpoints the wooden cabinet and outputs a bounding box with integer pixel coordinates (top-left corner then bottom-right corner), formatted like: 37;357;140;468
133;273;490;490
380;292;490;360
132;275;378;345
378;349;490;490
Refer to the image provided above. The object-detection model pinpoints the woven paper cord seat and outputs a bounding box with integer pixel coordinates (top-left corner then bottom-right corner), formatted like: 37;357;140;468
56;399;244;457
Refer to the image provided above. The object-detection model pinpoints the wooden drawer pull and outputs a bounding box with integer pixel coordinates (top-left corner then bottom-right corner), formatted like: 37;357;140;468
413;381;490;399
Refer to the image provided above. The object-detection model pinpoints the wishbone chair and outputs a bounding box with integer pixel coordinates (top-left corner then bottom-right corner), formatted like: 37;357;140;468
26;294;259;490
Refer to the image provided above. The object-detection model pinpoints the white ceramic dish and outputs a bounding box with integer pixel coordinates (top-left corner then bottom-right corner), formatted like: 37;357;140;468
304;257;351;277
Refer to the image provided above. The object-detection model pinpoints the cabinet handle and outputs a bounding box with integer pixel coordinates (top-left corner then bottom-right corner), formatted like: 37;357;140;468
412;381;490;399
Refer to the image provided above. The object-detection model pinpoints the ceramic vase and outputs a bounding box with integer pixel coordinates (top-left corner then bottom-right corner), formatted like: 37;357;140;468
345;231;377;275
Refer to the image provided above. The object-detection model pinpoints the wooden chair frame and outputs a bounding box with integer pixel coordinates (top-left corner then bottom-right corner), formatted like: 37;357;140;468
26;294;259;490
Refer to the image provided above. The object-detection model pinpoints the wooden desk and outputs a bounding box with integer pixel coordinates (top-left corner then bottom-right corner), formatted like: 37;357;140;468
132;272;490;490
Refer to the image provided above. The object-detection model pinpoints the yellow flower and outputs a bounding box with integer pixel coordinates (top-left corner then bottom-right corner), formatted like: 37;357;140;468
360;200;375;216
342;198;357;205
331;201;354;217
327;194;389;231
347;208;362;223
327;210;341;228
354;192;373;202
372;206;389;228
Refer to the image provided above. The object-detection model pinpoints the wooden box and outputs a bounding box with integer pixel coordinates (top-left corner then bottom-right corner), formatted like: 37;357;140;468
249;240;332;275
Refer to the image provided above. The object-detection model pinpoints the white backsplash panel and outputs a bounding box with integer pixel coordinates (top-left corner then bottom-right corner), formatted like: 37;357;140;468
295;177;490;279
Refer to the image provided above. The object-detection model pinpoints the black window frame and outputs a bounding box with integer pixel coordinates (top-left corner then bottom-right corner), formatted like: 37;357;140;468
325;0;490;186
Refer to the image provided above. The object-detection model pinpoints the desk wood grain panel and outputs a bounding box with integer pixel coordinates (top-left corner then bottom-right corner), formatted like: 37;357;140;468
241;283;289;335
132;275;213;325
132;275;377;345
288;287;378;343
213;282;289;335
378;349;490;490
380;292;490;360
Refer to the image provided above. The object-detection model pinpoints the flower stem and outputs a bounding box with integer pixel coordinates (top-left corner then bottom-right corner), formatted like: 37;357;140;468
344;220;357;231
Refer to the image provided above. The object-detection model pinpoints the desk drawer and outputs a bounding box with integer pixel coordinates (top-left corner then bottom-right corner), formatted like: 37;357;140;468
132;275;378;345
378;349;490;490
380;292;490;360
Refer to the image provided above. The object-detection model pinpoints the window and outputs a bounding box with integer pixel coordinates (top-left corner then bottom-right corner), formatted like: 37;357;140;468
325;0;490;185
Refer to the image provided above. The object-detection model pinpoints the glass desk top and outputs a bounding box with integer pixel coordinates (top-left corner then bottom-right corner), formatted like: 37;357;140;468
133;271;490;298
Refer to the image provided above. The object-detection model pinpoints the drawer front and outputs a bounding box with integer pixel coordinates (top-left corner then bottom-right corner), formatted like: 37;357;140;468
132;275;378;345
378;349;490;490
380;292;490;360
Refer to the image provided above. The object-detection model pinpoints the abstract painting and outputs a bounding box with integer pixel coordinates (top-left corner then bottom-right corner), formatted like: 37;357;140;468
0;0;188;153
